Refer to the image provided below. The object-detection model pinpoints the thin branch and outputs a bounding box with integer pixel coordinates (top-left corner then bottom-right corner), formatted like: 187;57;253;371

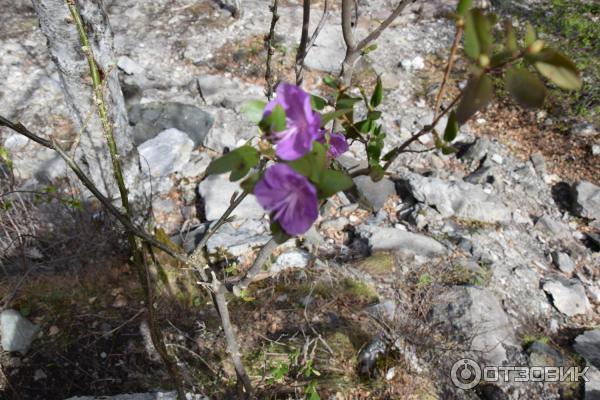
355;0;417;52
295;0;311;86
305;0;329;51
264;0;280;99
433;27;463;119
233;237;280;291
212;273;253;397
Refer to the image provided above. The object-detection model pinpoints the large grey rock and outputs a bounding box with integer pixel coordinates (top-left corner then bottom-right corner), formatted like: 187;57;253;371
303;25;346;73
353;176;397;211
572;181;600;220
0;309;40;354
206;220;269;257
405;173;512;223
551;251;575;274
364;227;446;257
129;102;214;146
543;278;592;317
534;215;572;241
584;366;600;400
138;129;194;177
198;174;264;221
65;392;207;400
575;329;600;368
432;286;520;366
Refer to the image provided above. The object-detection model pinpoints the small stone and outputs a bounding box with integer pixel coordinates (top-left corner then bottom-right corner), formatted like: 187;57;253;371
117;56;144;75
385;367;396;380
100;352;107;359
271;250;310;274
0;310;40;354
551;251;575;273
112;294;128;308
572;181;600;220
543;278;592;316
48;325;59;336
490;154;503;164
365;227;446;257
353;176;396;211
592;144;600;156
572;123;597;138
33;369;47;381
138;128;194;177
574;329;600;368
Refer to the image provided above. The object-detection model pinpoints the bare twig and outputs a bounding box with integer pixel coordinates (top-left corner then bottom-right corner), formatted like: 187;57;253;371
340;0;417;85
234;237;280;291
294;0;330;86
264;0;280;99
212;273;253;397
433;27;463;119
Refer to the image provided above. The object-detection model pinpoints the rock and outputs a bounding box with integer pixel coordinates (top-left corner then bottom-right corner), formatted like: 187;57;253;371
138;129;194;177
364;227;446;257
543;278;592;316
65;392;208;400
530;152;546;176
400;55;425;70
551;251;575;273
534;215;572;241
572;123;598;138
197;174;264;221
117;56;144;75
527;341;564;367
304;25;346;73
33;369;47;381
271;249;311;274
592;144;600;156
206;220;270;257
584;366;600;400
181;152;211;178
129;102;214;146
574;329;600;368
432;286;520;366
405;173;512;223
0;309;40;354
353;176;396;211
572;181;600;220
201;108;253;152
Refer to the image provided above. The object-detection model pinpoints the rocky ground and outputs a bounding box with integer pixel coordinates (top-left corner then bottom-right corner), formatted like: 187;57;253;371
1;0;599;399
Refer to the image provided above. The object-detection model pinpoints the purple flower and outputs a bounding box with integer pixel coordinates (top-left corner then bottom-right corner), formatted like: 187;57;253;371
264;83;322;161
317;131;349;159
254;163;318;236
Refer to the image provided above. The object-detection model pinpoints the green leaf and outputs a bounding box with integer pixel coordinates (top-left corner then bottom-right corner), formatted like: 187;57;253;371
490;50;514;68
240;172;261;193
323;76;338;88
355;119;373;134
241;100;266;123
456;0;474;16
0;147;13;171
362;43;378;55
529;48;582;90
505;67;547;108
205;146;260;181
369;165;385;182
270;221;291;243
464;9;492;59
269;103;287;132
367;110;382;120
456;74;493;124
524;22;536;47
434;135;457;155
370;76;383;108
317;169;354;198
310;95;327;111
289;141;327;183
504;20;518;52
336;94;362;110
443;111;459;142
320;109;353;127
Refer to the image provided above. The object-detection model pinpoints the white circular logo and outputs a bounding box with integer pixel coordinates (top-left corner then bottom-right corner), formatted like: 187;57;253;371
451;358;481;390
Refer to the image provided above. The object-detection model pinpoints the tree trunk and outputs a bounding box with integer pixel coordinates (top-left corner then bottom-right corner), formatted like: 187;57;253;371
31;0;144;205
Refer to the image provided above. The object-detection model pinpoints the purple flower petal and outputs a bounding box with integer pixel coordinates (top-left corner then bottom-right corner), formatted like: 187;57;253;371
254;163;318;235
263;83;322;161
317;131;349;159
